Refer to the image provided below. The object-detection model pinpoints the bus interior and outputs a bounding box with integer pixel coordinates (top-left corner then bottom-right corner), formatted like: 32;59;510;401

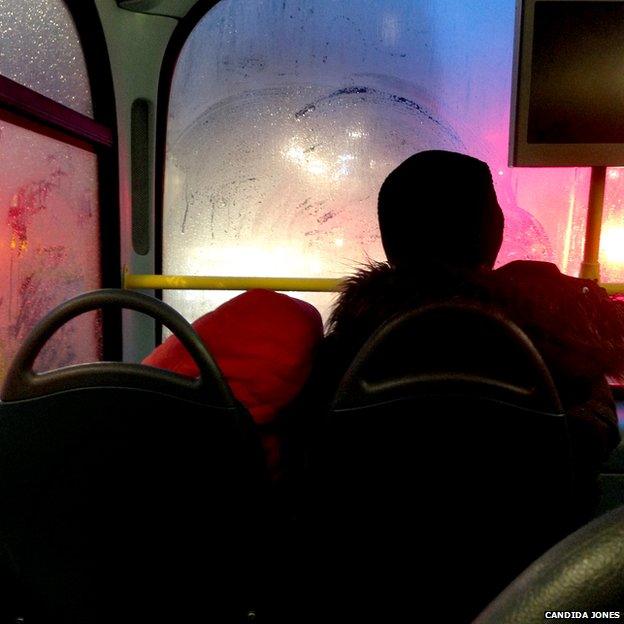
0;0;624;622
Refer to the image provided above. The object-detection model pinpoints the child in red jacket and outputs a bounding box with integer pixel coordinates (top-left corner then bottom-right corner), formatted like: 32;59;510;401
143;289;323;477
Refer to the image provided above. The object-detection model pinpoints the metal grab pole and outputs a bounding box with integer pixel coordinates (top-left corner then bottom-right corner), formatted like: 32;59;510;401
579;165;607;280
602;283;624;296
123;270;344;292
122;269;624;296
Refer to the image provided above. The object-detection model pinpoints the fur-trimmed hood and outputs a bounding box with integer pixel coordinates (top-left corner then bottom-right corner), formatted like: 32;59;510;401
328;260;624;382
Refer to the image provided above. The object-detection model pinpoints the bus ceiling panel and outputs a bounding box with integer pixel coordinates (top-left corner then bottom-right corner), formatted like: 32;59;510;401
96;0;179;105
117;0;200;19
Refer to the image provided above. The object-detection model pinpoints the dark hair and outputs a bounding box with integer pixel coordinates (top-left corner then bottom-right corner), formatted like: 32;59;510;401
378;150;504;270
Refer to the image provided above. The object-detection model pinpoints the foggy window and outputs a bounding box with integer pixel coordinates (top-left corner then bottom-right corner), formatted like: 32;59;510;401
0;0;92;116
0;121;101;379
0;1;102;383
164;0;622;324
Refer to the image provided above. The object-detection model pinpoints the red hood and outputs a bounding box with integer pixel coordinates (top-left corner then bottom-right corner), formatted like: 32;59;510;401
143;289;323;424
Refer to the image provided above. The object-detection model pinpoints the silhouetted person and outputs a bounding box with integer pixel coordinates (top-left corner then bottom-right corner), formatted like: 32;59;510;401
325;150;504;379
293;150;624;623
320;151;622;500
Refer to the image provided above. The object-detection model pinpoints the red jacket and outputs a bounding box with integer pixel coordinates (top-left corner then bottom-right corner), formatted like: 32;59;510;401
143;290;323;472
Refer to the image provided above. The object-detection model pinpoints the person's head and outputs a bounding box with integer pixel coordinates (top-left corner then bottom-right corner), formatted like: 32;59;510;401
378;150;504;271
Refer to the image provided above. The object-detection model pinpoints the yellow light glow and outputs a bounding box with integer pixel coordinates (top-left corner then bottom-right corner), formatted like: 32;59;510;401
186;243;326;278
600;223;624;267
309;260;323;275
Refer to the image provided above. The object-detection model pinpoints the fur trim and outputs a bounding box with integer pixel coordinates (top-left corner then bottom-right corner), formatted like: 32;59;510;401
328;260;624;381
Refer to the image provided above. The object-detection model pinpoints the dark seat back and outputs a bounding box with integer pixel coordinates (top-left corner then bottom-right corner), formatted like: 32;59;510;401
0;290;268;623
306;302;573;623
475;504;624;623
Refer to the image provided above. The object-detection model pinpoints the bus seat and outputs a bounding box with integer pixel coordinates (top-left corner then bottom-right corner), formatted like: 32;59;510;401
474;504;624;623
304;302;573;623
597;393;624;516
0;290;268;624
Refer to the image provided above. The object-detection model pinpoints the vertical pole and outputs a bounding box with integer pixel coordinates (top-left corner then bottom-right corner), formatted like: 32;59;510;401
579;165;607;280
8;253;13;323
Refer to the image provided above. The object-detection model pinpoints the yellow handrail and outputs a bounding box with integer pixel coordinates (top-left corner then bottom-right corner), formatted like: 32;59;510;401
123;271;344;292
123;270;624;296
602;283;624;296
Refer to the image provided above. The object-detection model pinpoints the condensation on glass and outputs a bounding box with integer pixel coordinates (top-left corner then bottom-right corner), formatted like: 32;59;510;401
164;0;623;324
0;0;93;116
0;121;101;380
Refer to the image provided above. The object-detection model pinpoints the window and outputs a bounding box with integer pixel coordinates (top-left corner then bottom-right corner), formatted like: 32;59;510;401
0;0;92;116
163;0;622;325
0;1;115;381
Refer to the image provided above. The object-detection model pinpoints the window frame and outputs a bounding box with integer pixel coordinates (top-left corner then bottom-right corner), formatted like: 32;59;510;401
0;0;121;360
152;0;219;344
155;0;220;292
